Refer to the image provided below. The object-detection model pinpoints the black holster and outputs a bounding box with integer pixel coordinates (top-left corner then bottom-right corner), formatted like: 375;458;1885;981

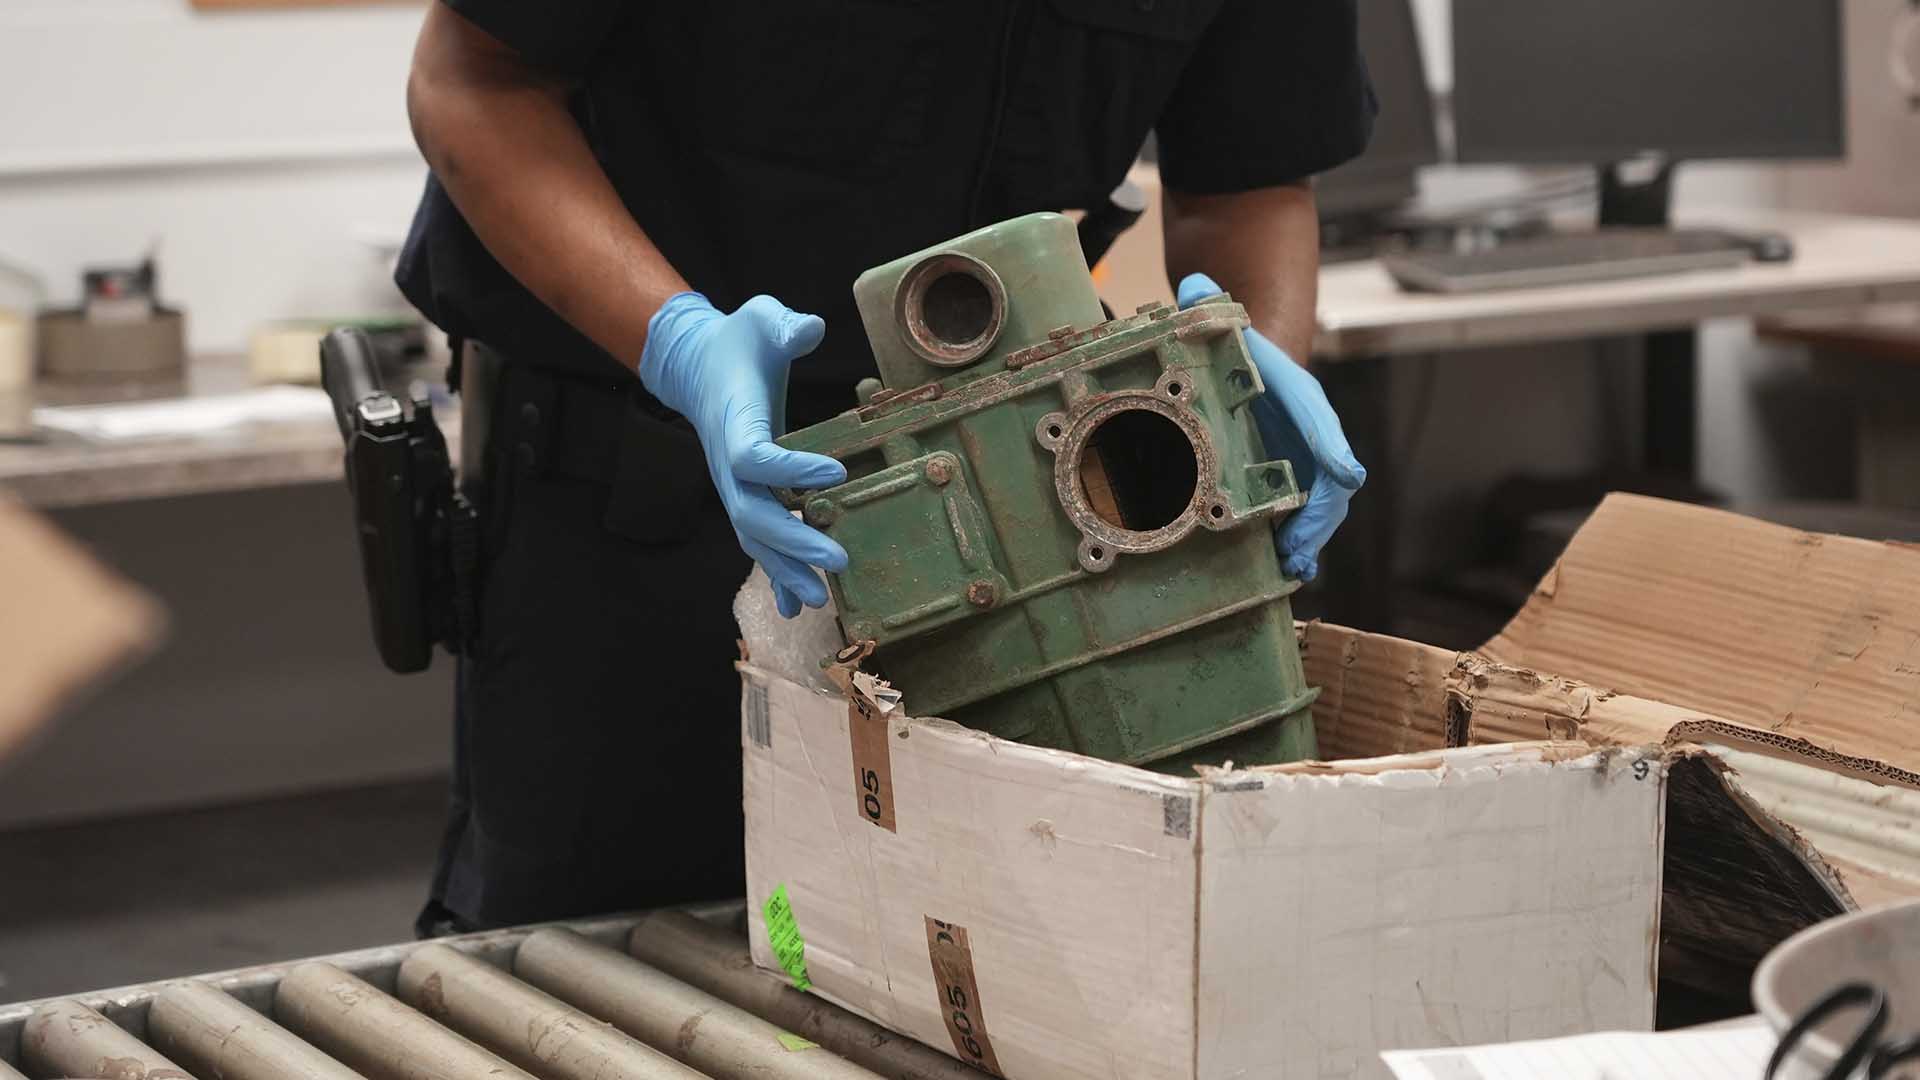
322;327;481;674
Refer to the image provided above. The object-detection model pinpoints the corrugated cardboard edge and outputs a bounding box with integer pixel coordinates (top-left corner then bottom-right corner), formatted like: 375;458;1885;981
1297;620;1459;760
0;497;165;765
1477;493;1920;932
1450;645;1908;911
1466;644;1920;794
1484;493;1920;783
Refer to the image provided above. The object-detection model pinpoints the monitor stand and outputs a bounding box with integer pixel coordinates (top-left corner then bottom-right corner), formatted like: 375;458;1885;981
1318;208;1403;264
1597;159;1677;229
1595;158;1709;488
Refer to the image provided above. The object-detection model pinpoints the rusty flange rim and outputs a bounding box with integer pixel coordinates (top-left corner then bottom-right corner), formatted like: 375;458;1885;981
1046;390;1220;570
894;252;1008;368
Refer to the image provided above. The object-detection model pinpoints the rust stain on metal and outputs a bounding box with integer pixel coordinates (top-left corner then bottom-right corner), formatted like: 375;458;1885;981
855;381;942;422
673;1009;707;1058
415;971;448;1019
1004;320;1125;371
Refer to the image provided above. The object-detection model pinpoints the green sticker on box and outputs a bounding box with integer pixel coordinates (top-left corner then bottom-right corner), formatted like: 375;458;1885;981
776;1032;819;1052
764;884;811;991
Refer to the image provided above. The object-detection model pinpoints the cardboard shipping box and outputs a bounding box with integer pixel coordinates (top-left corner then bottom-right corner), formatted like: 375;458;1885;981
739;495;1920;1079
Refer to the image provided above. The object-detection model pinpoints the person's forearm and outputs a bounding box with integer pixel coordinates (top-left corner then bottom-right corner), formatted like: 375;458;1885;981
407;6;684;368
1161;183;1321;363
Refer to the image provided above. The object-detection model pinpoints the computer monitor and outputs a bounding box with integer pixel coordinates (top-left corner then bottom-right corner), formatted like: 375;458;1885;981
1452;0;1846;168
1315;0;1440;218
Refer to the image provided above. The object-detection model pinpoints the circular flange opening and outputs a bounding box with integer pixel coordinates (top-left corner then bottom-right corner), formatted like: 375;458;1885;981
1076;408;1200;533
897;253;1007;367
1052;392;1221;562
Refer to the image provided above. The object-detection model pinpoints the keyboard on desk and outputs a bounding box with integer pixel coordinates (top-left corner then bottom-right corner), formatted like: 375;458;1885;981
1381;228;1761;294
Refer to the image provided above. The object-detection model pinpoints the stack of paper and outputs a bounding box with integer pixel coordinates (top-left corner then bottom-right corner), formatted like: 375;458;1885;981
34;385;333;441
1382;1019;1774;1079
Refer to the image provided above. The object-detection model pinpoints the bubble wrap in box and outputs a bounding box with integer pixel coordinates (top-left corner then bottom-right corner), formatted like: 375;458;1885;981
732;566;844;695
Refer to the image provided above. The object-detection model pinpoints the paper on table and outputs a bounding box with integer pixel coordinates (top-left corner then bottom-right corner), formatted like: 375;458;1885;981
1381;1019;1774;1080
34;385;333;441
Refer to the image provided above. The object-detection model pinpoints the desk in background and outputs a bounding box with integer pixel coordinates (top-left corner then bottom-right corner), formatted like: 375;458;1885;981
0;356;453;829
1310;209;1920;633
0;355;448;510
1759;302;1920;515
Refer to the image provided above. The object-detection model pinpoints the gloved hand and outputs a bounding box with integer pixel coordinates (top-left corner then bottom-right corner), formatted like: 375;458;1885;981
1177;273;1364;582
640;292;849;618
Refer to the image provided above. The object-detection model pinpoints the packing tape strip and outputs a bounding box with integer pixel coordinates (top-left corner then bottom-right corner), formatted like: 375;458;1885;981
827;644;903;833
925;917;1003;1077
848;685;898;833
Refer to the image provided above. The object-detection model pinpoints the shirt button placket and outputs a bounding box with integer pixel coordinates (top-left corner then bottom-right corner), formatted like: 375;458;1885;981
516;401;541;473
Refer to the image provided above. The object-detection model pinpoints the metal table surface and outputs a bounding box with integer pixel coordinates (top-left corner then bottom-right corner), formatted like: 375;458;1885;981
0;354;456;510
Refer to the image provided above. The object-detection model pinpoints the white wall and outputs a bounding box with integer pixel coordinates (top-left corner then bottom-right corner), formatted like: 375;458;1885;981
1697;0;1920;502
0;0;429;353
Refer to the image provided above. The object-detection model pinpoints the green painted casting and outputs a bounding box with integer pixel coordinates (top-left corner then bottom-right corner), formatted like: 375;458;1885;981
781;213;1319;768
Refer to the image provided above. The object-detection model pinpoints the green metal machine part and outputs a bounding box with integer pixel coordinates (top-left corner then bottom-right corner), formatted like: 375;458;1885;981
780;213;1319;769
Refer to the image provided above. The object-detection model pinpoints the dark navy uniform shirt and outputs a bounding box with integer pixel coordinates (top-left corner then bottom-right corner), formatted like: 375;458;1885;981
396;0;1376;389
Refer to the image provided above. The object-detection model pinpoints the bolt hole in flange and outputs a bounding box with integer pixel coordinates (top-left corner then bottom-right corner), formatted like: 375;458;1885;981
1077;409;1199;532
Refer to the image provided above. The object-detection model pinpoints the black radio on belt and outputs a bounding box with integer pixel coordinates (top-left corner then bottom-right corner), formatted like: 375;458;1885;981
320;327;477;674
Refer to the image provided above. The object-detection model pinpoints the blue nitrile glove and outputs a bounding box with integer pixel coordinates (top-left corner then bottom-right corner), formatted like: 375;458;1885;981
640;292;849;619
1177;273;1364;582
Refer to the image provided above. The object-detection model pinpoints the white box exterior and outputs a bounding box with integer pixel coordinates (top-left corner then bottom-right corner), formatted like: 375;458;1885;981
741;664;1664;1080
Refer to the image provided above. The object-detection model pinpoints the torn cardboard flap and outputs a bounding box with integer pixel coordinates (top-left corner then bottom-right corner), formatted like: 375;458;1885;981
850;671;902;717
0;497;163;765
1466;495;1920;936
1298;620;1459;760
1485;493;1920;783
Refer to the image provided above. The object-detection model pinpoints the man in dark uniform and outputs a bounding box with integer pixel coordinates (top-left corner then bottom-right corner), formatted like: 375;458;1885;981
398;0;1376;933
